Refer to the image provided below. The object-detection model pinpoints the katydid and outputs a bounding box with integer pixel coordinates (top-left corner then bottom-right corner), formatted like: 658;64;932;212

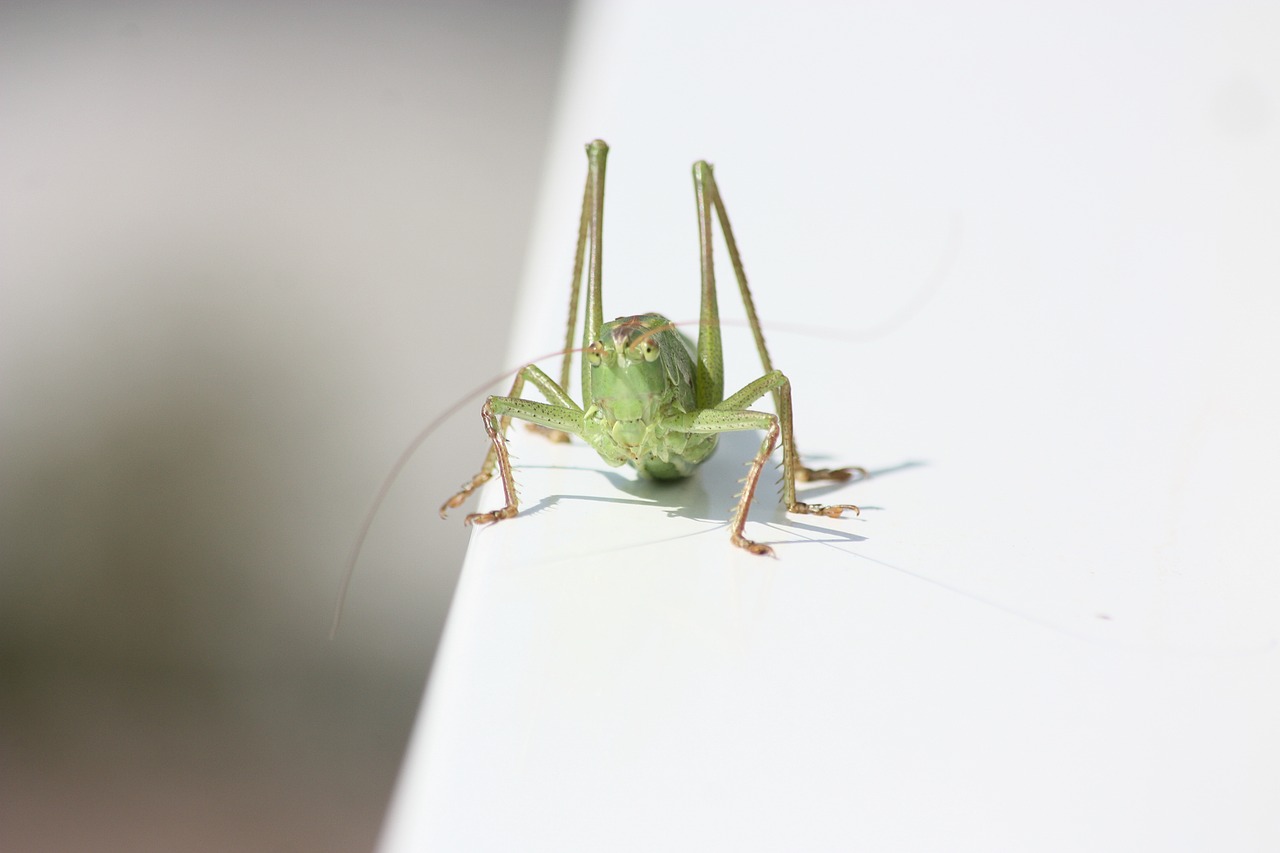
441;140;861;556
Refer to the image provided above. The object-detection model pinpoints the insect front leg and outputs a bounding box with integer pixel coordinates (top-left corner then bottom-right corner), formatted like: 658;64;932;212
669;369;858;556
453;395;610;527
718;370;861;519
464;397;572;525
675;408;784;556
440;364;578;518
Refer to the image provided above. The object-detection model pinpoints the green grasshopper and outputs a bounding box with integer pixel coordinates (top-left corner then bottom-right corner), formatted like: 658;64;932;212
440;140;861;556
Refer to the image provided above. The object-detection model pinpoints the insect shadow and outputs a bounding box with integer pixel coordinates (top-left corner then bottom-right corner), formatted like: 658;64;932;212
514;431;925;550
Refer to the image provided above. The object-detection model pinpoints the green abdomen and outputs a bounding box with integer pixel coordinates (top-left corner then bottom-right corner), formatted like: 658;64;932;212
633;433;719;480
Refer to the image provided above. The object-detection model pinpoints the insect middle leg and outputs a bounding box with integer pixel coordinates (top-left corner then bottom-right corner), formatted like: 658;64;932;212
440;364;589;519
717;369;861;518
440;365;629;525
665;369;859;556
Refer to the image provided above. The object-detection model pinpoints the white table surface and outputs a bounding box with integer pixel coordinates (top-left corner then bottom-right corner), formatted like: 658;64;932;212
381;2;1280;850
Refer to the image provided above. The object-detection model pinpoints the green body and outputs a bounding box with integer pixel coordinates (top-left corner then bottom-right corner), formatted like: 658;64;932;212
589;313;713;480
441;140;859;555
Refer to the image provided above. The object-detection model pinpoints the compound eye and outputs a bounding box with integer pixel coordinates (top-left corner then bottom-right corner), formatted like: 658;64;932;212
640;340;660;362
586;341;605;367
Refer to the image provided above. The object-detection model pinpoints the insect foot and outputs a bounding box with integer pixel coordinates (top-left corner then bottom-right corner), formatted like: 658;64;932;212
730;532;776;558
439;472;493;519
789;502;860;518
465;506;518;526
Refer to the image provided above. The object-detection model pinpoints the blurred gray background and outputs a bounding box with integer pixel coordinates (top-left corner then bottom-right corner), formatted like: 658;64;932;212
0;1;572;849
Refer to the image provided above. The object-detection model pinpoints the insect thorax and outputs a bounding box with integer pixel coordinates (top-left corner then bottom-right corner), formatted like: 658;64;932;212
588;313;716;480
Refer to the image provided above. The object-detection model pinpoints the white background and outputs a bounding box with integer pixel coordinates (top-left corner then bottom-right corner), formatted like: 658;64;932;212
383;1;1280;851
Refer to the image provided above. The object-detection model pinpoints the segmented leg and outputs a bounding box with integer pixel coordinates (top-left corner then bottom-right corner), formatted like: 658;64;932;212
521;146;595;450
692;160;864;486
772;375;862;518
677;377;856;555
677;406;784;555
449;393;602;526
445;142;610;520
731;417;782;556
717;370;860;521
439;364;578;518
462;398;519;524
463;399;522;525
